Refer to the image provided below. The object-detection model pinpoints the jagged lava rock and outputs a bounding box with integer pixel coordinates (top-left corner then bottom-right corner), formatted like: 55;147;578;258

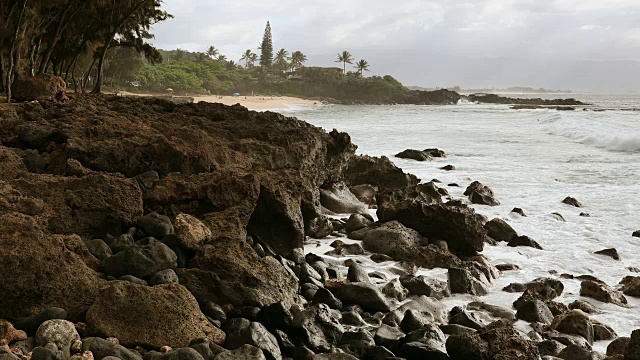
87;282;225;348
0;213;101;320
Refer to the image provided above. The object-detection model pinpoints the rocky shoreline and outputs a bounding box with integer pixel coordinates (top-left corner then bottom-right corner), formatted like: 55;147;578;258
1;93;639;360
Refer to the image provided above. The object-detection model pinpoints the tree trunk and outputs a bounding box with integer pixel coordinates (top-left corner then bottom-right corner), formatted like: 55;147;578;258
6;0;28;103
82;57;97;93
0;53;4;93
91;43;110;94
37;2;74;75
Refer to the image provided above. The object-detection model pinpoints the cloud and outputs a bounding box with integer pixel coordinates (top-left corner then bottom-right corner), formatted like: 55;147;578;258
150;0;640;91
580;25;612;31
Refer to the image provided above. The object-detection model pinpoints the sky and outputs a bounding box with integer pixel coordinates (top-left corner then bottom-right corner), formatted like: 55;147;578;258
151;0;640;93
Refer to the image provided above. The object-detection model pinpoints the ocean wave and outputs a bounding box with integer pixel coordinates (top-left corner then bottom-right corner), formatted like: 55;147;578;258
543;115;640;153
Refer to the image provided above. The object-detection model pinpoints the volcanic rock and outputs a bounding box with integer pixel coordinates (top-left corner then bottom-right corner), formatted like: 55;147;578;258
345;155;418;189
484;218;518;242
580;280;627;306
87;282;225;348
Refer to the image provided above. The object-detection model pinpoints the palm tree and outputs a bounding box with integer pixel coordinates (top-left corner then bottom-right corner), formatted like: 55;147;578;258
240;49;256;68
217;54;227;62
354;59;370;77
290;51;307;71
225;60;237;71
249;52;258;67
336;51;354;74
206;46;219;59
274;48;289;72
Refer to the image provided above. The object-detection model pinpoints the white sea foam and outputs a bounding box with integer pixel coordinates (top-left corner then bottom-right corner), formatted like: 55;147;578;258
543;112;640;152
296;98;640;352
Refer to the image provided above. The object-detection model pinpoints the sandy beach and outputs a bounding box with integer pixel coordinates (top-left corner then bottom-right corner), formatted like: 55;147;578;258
192;95;319;110
119;91;319;110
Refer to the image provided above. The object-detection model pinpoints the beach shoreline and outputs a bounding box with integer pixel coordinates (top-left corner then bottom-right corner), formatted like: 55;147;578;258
119;91;320;110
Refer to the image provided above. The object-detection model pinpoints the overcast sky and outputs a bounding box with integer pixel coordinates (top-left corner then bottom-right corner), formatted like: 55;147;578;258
152;0;640;92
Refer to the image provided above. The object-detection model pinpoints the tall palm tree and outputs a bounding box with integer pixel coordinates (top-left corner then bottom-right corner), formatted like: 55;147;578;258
336;51;354;74
249;52;258;67
274;48;289;72
354;59;370;77
290;51;307;71
206;46;219;59
240;49;255;68
217;54;227;62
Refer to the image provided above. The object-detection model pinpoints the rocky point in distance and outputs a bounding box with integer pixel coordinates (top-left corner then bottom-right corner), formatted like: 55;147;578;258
1;75;638;360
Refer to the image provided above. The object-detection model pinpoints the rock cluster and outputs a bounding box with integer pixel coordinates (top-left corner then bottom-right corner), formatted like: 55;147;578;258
0;95;633;360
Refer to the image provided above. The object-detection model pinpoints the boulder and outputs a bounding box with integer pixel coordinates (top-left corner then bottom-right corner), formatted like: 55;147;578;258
594;248;620;261
344;155;418;189
633;230;640;238
11;74;67;102
395;296;448;324
467;302;515;322
216;345;266;360
307;216;334;238
374;324;404;348
362;221;421;255
557;345;604;360
484;218;518;242
441;165;456;171
400;275;451;299
149;269;179;286
627;330;640;360
86;239;113;261
580;281;627;306
621;276;640;297
464;181;499;206
448;267;489;296
291;304;344;353
377;199;485;256
569;300;598;314
562;197;582;207
606;337;630;357
144;348;205;360
13;309;67;336
224;320;281;360
87;282;225;348
395;149;431;161
338;329;375;358
101;238;177;279
511;208;526;216
348;184;377;205
82;337;142;360
35;320;80;356
313;288;343;310
400;310;436;333
508;235;543;249
446;320;539;360
347;263;371;283
181;238;298;307
592;321;616;341
506;278;564;299
0;213;101;321
516;299;554;324
344;214;372;233
382;279;409;301
174;214;212;250
328;282;390;313
550;310;594;345
320;182;369;214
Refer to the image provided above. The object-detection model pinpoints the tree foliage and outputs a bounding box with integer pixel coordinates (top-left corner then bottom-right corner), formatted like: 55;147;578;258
259;21;273;68
0;0;171;101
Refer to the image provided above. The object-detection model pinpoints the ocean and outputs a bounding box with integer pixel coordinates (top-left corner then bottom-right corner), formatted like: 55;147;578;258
284;94;640;351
